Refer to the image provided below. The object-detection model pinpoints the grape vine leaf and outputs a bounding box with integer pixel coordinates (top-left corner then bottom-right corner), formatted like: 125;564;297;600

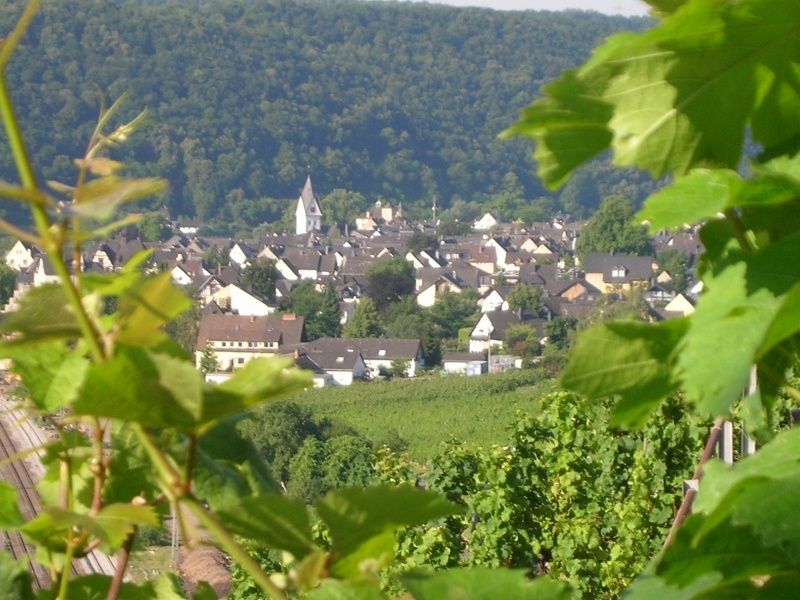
0;481;24;528
0;341;88;411
679;231;800;415
0;550;35;600
0;284;79;342
508;0;800;183
216;493;317;560
560;319;688;427
401;568;573;600
72;176;167;221
316;485;460;578
304;580;386;600
116;272;192;346
637;169;736;231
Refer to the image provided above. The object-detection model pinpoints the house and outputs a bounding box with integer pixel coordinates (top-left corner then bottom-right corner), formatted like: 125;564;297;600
479;286;513;313
294;338;425;378
291;347;368;387
473;213;498;231
210;283;276;316
195;313;305;371
295;175;322;235
5;240;37;271
583;253;655;294
442;352;487;376
416;274;466;308
229;241;256;268
469;310;522;353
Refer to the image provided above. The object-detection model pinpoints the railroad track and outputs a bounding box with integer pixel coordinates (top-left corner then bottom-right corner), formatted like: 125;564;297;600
0;413;52;589
0;398;117;588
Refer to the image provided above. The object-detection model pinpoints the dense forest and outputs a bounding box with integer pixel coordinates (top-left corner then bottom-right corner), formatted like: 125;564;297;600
0;0;654;227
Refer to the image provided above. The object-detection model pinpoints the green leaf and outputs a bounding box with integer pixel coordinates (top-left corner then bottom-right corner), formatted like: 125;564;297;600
73;176;167;221
22;504;157;552
201;357;311;427
304;580;386;600
103;424;162;507
637;169;737;231
679;232;800;415
624;572;722;600
316;485;460;578
560;319;688;427
401;569;573;600
0;481;24;529
73;347;204;429
53;573;189;600
0;341;89;411
0;284;80;341
116;272;192;347
0;550;35;600
503;70;613;189
694;427;800;516
215;493;317;560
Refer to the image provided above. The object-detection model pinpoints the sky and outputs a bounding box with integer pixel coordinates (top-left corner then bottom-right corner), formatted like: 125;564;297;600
404;0;651;17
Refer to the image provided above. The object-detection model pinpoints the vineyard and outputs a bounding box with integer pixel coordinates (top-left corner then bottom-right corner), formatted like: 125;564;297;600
283;369;554;458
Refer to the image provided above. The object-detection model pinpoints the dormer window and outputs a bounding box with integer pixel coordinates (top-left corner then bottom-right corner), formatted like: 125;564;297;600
612;266;627;278
378;350;387;357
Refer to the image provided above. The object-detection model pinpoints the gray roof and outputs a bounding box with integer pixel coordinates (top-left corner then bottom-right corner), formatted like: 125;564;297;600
584;253;654;283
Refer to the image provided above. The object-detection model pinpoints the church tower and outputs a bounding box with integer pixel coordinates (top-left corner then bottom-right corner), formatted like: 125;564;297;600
295;175;322;235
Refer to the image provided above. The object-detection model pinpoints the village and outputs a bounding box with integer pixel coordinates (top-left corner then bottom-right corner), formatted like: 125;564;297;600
1;175;701;388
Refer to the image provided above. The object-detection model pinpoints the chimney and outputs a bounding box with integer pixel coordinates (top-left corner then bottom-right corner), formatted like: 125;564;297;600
283;313;296;321
250;315;255;323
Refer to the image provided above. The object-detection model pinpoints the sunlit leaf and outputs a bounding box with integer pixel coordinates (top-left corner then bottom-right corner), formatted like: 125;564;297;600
0;550;35;600
116;272;191;346
0;284;80;341
316;485;459;578
0;341;89;411
402;568;573;600
0;481;24;529
637;169;736;231
73;176;167;220
73;347;204;429
216;493;317;560
561;319;688;427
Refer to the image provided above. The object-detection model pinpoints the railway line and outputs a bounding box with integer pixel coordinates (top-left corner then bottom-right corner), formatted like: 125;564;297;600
0;395;116;588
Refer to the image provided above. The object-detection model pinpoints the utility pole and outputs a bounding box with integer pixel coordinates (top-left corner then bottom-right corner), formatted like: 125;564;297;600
432;195;437;234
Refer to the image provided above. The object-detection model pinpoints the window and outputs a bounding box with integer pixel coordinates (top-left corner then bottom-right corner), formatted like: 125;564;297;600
221;342;226;347
612;266;627;278
237;358;245;364
378;350;387;357
238;342;244;347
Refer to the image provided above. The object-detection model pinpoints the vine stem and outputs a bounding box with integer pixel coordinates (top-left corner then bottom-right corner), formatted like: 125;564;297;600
723;208;755;254
662;417;724;549
107;531;136;600
56;542;76;600
181;497;289;600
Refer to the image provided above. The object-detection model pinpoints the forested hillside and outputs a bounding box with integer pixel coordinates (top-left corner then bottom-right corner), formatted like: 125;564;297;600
0;0;651;225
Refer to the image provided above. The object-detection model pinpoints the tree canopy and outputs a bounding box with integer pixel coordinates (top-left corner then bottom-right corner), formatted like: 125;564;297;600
0;0;650;227
575;196;653;259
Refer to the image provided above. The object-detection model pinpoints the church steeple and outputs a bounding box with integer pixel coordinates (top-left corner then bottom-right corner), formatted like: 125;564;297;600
295;174;322;235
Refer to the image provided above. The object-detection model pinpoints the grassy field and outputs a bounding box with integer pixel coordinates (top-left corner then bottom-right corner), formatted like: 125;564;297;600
283;369;555;459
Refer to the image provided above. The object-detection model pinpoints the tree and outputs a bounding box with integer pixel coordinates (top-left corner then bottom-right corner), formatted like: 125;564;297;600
656;248;689;292
575;196;653;260
506;283;543;315
202;245;229;270
343;297;382;338
0;262;16;306
365;257;415;312
406;231;438;254
429;289;479;339
241;258;278;302
321;189;369;229
288;282;342;340
503;324;540;359
199;344;219;375
545;316;577;351
138;211;172;242
386;311;443;366
237;402;324;485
